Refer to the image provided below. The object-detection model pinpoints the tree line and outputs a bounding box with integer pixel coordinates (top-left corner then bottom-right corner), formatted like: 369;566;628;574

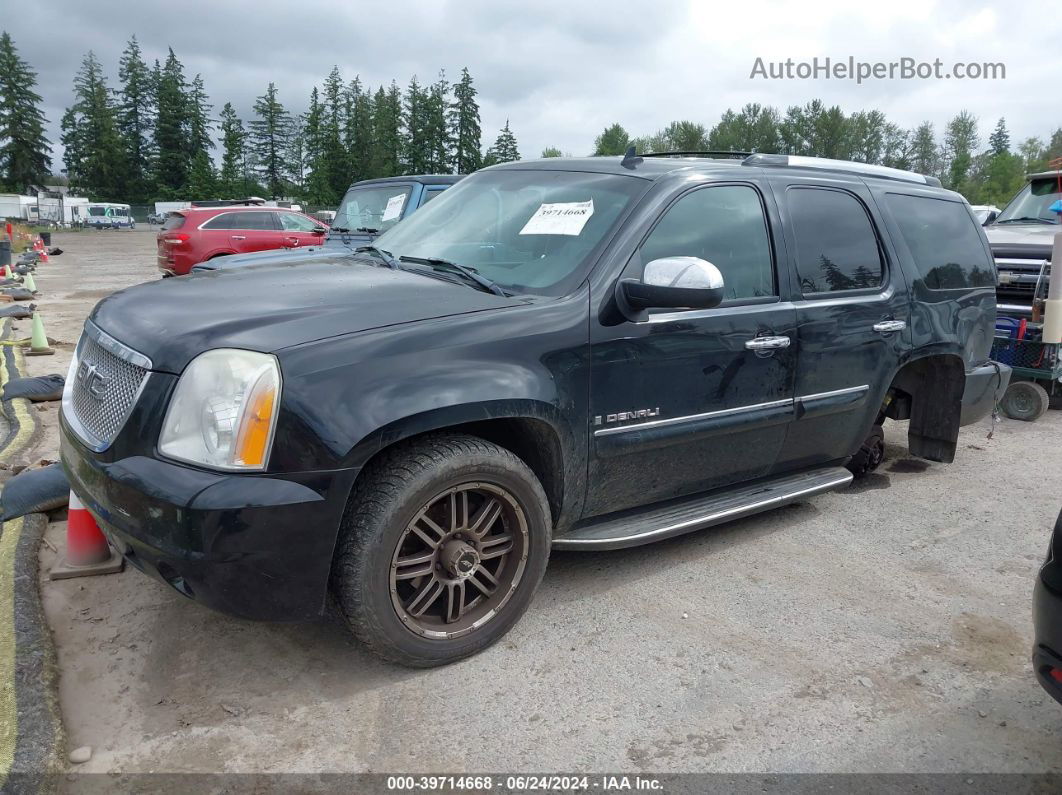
0;32;521;205
582;102;1062;207
1;29;1060;210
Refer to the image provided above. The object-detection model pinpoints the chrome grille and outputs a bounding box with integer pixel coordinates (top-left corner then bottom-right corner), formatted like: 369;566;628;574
69;333;149;448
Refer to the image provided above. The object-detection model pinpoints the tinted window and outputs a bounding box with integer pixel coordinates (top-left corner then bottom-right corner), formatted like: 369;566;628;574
280;213;317;231
789;188;883;293
161;214;185;231
885;194;995;289
422;187;445;204
639;185;775;300
202;211;276;230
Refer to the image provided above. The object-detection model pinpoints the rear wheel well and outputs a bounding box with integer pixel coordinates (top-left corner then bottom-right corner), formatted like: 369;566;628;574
881;354;966;462
354;418;566;525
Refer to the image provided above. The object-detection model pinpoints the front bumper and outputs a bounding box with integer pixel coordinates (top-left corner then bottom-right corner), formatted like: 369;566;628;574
1033;575;1062;706
960;360;1011;426
60;419;358;621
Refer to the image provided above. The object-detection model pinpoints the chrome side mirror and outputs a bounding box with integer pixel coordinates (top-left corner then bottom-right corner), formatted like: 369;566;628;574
619;256;725;319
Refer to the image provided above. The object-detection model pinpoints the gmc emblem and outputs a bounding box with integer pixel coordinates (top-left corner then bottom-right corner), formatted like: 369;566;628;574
76;361;111;400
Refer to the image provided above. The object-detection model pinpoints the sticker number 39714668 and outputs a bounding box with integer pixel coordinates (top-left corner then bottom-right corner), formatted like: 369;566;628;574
519;199;594;236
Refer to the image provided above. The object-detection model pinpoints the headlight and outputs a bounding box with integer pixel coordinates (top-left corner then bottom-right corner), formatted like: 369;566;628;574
158;349;281;471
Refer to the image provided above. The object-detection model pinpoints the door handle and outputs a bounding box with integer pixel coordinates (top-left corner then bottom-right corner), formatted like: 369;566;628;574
230;235;246;240
284;236;300;247
872;320;906;334
744;335;791;351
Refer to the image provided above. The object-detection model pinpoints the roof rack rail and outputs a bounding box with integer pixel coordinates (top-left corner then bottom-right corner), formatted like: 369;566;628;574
642;150;753;159
742;153;942;187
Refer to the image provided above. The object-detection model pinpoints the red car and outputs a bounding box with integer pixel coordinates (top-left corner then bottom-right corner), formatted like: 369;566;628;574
157;206;329;276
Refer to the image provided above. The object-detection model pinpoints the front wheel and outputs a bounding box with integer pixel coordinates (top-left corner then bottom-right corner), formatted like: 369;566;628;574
331;434;551;667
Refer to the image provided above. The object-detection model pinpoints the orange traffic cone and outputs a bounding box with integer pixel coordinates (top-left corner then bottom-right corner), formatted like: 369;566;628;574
49;491;124;579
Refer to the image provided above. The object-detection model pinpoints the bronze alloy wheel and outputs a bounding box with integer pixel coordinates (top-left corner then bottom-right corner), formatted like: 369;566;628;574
389;482;529;639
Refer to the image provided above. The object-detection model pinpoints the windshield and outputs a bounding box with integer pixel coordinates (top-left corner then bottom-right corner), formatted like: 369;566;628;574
374;169;646;296
333;185;413;234
994;178;1061;224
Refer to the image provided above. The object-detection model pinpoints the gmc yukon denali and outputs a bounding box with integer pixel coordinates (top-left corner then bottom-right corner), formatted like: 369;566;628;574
60;153;1010;666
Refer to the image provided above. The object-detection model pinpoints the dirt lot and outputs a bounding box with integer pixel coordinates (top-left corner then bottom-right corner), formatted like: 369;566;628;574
16;229;1062;774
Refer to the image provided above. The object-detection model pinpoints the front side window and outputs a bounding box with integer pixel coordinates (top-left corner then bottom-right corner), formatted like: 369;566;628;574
333;186;413;234
88;206;105;216
789;188;884;294
280;213;317;232
886;193;995;289
376;170;645;296
638;185;775;301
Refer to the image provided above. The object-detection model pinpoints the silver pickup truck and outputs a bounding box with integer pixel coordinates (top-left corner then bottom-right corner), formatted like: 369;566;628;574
984;170;1061;316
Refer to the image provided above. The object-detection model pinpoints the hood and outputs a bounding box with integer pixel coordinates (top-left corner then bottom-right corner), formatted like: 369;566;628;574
985;223;1060;251
92;256;523;373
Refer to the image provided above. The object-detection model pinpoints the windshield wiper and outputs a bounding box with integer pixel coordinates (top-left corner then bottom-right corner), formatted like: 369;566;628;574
997;216;1058;225
354;245;399;269
398;256;506;296
330;226;352;233
355;226;380;234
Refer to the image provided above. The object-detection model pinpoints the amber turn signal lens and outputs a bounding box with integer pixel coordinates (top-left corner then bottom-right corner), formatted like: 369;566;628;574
234;377;277;469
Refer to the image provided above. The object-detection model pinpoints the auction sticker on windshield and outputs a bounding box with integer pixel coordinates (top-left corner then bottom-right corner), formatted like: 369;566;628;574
382;194;407;222
519;199;594;236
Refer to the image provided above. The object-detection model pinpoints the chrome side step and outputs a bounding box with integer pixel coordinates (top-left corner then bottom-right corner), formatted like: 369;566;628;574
553;466;852;551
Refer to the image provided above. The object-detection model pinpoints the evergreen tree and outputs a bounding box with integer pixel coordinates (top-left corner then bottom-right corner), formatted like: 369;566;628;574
402;76;430;174
908;122;938;177
218;103;247;196
941;110;978;190
322;66;349;198
1018;137;1046;172
62;51;124;199
117;36;153;201
302;87;333;206
287;114;305;196
423;70;451;173
541;146;563;158
0;32;51;192
988;117;1010;156
483;120;519;165
154;48;190;196
250;82;292;198
369;82;402;179
593;123;630;156
346;76;373;183
449;67;481;173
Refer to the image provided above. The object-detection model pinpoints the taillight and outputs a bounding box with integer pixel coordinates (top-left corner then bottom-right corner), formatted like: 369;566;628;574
163;233;190;245
1051;668;1062;684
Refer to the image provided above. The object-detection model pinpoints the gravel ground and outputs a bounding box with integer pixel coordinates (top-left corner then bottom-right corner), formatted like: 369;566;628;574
21;229;1062;774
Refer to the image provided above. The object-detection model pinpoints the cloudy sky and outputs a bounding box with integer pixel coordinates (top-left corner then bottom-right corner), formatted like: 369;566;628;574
4;0;1054;168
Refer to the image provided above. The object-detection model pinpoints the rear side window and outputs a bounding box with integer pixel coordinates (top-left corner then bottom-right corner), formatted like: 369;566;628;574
789;188;884;294
885;194;995;289
422;187;446;204
202;211;277;230
161;214;185;231
638;185;776;300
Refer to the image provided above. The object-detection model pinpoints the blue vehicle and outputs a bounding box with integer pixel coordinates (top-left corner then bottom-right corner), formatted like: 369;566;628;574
192;175;462;272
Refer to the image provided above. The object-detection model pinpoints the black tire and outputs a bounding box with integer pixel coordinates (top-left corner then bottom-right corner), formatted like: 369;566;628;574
1001;381;1049;422
846;424;885;477
331;434;551;667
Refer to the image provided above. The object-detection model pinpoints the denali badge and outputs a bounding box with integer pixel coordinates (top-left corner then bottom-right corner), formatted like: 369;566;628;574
76;361;111;401
593;407;661;426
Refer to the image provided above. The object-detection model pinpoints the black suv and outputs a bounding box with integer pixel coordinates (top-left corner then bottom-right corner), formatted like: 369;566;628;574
60;153;1010;666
